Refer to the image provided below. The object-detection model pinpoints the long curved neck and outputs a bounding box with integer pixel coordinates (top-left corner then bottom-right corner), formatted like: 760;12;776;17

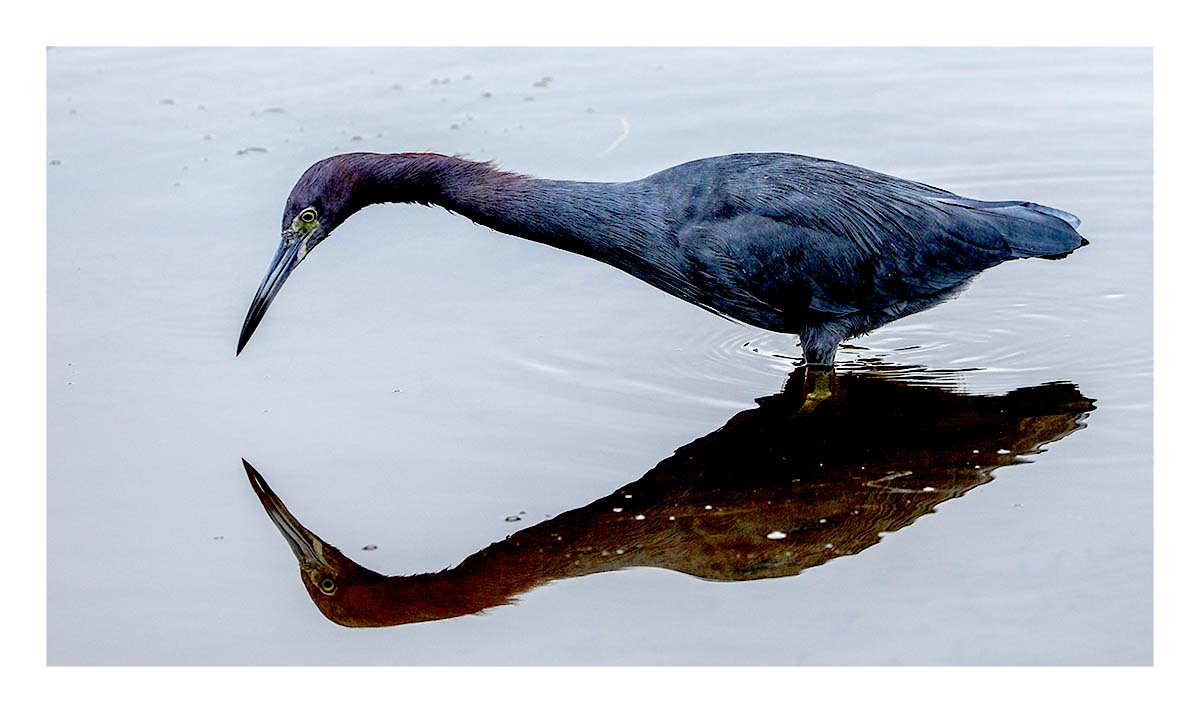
353;152;661;266
351;512;631;626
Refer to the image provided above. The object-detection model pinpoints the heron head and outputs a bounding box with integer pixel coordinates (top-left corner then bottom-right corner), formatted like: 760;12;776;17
243;459;392;627
237;156;374;355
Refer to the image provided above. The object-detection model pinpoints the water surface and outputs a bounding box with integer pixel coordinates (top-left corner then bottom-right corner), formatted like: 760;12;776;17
47;48;1151;665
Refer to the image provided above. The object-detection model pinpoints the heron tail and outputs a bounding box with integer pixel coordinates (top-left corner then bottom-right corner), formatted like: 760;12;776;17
937;197;1088;260
1021;202;1081;229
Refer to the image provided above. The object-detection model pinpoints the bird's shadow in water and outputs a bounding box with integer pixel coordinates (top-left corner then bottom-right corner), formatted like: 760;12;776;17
244;362;1095;628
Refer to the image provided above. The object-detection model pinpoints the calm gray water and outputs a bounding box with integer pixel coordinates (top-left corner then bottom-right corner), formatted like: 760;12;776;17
47;47;1151;665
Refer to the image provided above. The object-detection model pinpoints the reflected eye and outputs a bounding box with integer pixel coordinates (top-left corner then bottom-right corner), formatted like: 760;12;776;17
318;577;337;595
299;208;318;224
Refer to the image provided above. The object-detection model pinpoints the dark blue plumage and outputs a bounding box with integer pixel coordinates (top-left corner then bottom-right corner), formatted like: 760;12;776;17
239;152;1087;366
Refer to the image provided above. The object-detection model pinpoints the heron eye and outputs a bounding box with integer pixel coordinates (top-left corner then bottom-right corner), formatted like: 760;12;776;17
318;577;337;595
299;208;318;224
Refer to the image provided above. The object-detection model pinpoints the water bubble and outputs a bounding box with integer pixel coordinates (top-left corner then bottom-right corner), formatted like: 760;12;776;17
634;515;646;521
704;505;713;510
766;531;786;540
612;507;623;513
997;448;1011;454
922;486;936;492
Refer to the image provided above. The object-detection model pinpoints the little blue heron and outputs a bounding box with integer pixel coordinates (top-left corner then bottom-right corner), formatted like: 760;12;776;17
238;152;1087;382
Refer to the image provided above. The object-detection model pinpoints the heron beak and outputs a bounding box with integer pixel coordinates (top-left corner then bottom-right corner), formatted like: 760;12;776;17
243;459;330;569
237;236;305;356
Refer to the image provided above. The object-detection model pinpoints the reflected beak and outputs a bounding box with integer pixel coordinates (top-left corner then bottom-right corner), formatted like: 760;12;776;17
243;459;329;568
237;237;304;356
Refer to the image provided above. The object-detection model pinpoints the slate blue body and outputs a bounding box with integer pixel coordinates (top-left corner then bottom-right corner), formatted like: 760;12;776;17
240;151;1087;365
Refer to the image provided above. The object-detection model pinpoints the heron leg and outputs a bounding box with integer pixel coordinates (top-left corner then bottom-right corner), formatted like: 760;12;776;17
797;366;835;414
797;328;839;369
793;328;841;413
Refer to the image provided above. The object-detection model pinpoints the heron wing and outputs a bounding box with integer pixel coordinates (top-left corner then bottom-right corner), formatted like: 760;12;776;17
685;155;1082;319
636;153;1084;327
746;193;1008;316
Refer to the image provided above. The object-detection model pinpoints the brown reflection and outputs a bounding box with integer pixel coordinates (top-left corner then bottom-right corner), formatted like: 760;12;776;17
245;363;1094;628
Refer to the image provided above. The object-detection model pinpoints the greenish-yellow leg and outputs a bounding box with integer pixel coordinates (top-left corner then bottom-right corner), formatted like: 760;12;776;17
798;368;834;414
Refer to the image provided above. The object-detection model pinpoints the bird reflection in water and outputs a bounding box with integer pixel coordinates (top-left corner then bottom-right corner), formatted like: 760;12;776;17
245;363;1094;628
